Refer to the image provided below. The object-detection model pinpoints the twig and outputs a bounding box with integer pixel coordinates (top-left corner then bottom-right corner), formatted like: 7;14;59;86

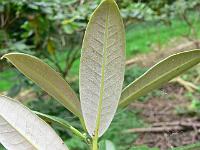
152;121;200;128
171;77;198;92
123;126;184;133
123;121;200;133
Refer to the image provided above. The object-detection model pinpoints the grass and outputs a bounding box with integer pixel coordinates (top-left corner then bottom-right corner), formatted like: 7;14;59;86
125;17;200;58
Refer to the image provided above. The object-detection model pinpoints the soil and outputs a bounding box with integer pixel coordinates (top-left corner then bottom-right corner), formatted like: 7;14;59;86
129;83;200;150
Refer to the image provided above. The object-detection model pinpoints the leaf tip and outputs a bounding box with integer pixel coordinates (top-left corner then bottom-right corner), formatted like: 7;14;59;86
1;52;23;61
1;54;7;60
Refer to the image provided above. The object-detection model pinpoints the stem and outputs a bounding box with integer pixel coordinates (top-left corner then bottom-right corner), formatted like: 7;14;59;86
67;124;87;142
92;125;100;150
92;135;98;150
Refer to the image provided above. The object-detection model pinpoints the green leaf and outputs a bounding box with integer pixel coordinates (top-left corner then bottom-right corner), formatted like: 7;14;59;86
0;96;68;150
80;0;125;137
119;50;200;108
33;111;88;143
2;53;82;118
99;140;116;150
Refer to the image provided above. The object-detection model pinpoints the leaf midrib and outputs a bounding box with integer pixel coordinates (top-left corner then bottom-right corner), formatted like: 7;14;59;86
94;3;110;137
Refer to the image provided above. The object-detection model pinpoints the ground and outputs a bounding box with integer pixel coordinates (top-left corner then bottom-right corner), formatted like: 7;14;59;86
130;82;200;150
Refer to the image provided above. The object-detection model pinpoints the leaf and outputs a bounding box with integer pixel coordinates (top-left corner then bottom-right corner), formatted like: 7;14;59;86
2;53;82;118
80;0;125;137
33;111;88;143
119;50;200;108
0;95;68;150
99;140;116;150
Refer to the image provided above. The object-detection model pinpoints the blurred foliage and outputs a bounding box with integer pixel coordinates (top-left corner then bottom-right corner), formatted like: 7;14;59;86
124;65;148;87
99;140;116;150
102;108;145;150
65;136;88;150
0;0;96;77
